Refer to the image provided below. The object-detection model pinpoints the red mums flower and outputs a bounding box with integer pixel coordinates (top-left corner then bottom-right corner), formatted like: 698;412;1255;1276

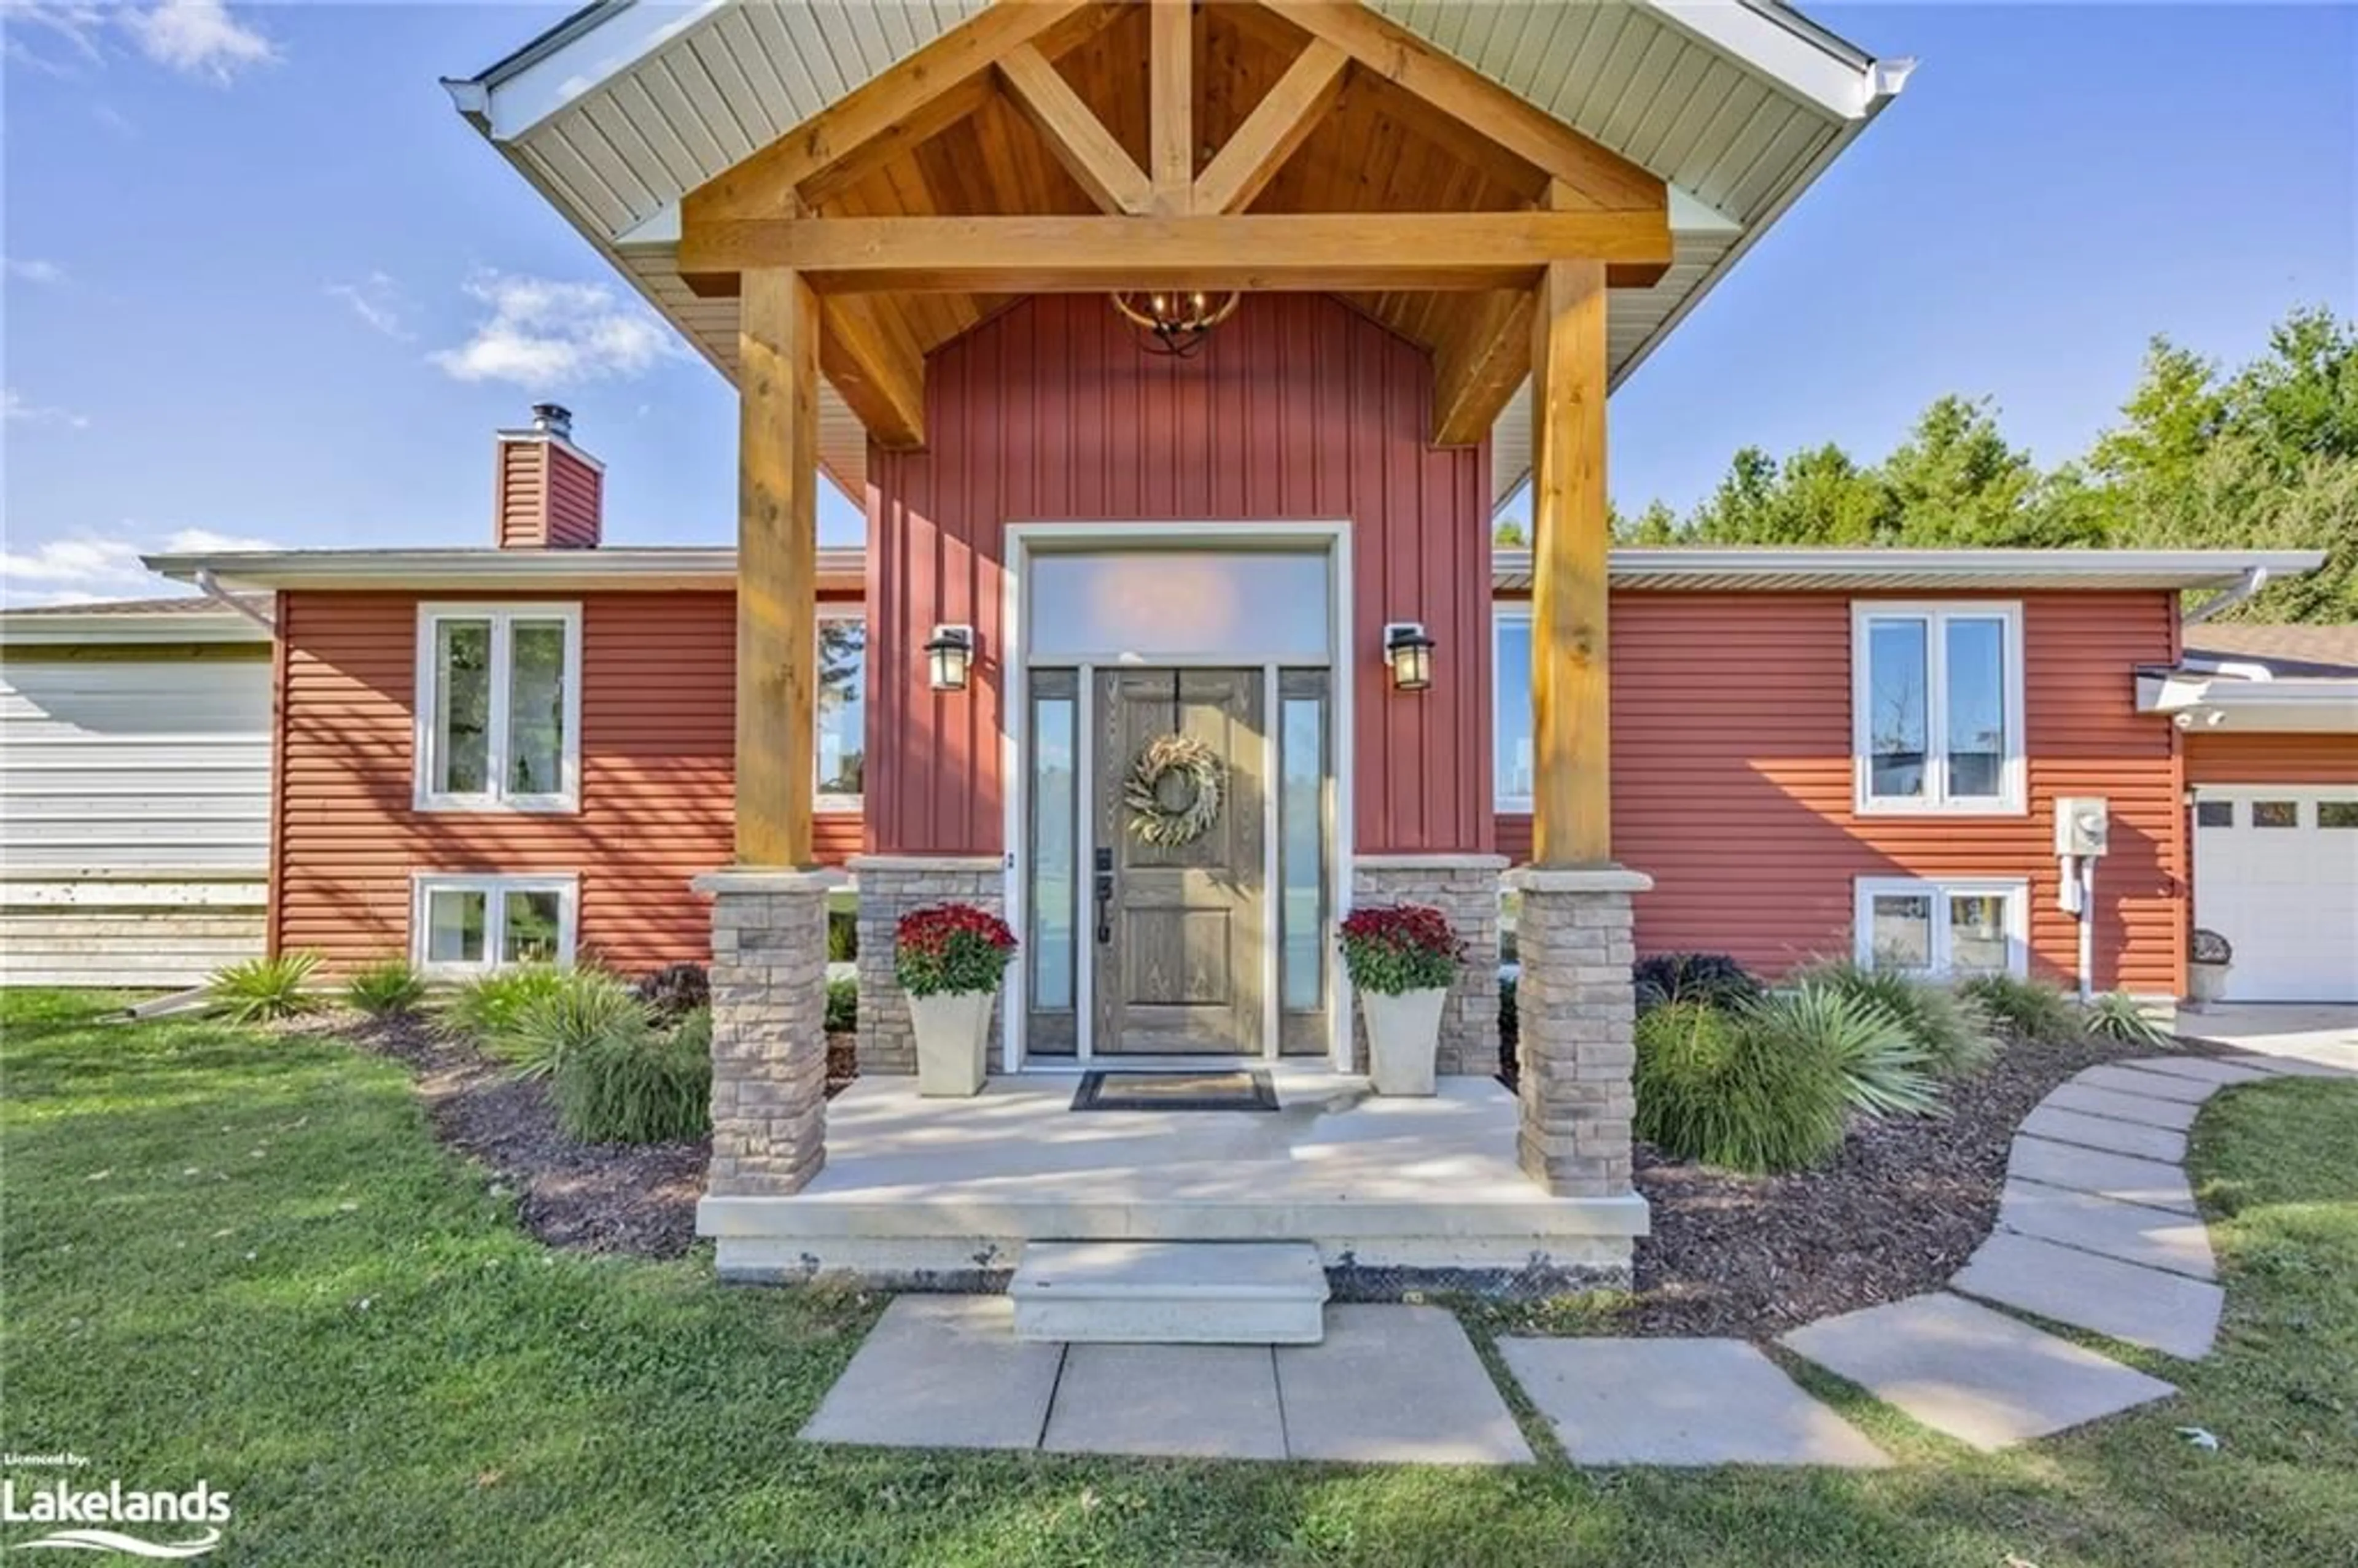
1339;903;1463;996
895;902;1019;997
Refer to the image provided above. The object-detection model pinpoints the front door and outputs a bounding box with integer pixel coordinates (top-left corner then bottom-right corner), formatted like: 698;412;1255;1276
1094;668;1266;1054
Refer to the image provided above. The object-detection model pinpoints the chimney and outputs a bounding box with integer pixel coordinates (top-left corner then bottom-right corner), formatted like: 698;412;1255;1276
493;403;603;549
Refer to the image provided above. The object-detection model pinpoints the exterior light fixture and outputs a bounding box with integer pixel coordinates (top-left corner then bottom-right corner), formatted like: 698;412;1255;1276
1110;290;1242;357
1383;621;1436;693
925;624;975;692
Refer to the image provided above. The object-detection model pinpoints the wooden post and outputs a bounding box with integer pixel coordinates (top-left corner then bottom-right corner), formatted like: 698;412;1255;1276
736;267;820;866
1528;254;1611;867
1149;0;1193;214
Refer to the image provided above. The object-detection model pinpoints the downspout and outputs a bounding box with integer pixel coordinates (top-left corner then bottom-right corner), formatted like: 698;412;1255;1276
2182;565;2268;626
195;569;278;634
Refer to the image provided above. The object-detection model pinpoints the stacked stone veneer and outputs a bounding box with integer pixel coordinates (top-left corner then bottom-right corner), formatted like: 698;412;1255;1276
696;870;833;1197
1511;866;1650;1198
1350;855;1508;1077
851;855;1006;1076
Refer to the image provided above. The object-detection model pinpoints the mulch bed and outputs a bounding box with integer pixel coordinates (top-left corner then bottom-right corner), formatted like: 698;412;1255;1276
1628;1028;2228;1340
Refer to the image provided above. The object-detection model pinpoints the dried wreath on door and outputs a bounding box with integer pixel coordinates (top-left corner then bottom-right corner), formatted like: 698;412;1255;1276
1124;733;1225;847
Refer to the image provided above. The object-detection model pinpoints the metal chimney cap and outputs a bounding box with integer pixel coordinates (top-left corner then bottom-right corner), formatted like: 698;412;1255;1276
529;403;574;438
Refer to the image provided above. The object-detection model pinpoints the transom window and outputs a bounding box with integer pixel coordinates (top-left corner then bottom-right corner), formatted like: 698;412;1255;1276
415;604;582;812
816;610;866;807
1854;876;2028;978
1495;608;1533;810
1852;602;2025;815
413;873;577;972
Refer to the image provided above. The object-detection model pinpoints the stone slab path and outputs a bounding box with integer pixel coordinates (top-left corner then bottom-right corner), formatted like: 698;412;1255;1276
1500;1337;1888;1467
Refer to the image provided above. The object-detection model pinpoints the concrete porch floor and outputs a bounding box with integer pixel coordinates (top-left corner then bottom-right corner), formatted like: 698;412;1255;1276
698;1071;1646;1292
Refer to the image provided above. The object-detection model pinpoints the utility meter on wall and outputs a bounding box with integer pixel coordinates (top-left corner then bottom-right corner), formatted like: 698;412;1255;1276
2055;796;2111;858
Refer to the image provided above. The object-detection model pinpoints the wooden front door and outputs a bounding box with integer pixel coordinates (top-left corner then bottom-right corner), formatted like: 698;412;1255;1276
1094;668;1266;1055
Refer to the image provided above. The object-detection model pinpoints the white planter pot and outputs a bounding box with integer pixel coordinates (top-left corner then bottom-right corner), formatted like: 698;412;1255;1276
2189;960;2232;1007
908;989;994;1097
1360;986;1447;1096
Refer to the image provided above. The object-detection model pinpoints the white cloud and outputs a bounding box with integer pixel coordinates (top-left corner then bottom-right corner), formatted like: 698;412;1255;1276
4;255;66;284
0;526;276;607
2;0;276;83
430;271;683;389
4;387;90;429
325;272;410;340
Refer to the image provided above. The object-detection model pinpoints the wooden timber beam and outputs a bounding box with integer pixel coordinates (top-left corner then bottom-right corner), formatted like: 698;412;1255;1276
1193;37;1348;214
1527;258;1613;868
1257;1;1667;215
1430;287;1534;447
736;268;821;867
679;209;1674;295
1148;0;1193;213
997;43;1154;215
819;294;925;449
685;0;1091;222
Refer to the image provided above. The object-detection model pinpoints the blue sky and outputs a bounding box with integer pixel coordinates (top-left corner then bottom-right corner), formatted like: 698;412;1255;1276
4;2;2352;605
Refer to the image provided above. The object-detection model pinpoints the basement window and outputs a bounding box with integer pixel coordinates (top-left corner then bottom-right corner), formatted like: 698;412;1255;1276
413;874;578;972
1852;603;2025;815
415;604;582;812
1854;876;2028;979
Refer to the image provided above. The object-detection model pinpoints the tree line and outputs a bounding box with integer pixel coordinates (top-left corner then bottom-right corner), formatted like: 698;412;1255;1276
1498;306;2356;624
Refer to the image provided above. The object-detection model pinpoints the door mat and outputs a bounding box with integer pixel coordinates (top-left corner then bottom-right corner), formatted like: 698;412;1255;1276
1070;1069;1278;1112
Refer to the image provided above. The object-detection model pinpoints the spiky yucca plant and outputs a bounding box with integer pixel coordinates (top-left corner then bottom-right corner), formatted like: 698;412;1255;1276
1751;982;1945;1119
205;951;323;1025
1799;960;2000;1081
2082;991;2173;1047
1960;972;2086;1046
345;958;428;1019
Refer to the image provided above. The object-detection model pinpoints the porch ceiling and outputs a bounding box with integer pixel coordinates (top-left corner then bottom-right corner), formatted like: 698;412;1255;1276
448;1;1903;511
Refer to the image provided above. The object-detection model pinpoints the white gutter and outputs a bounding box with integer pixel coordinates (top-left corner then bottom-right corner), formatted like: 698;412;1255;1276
2138;670;2358;733
2182;564;2270;626
195;569;278;634
1496;546;2327;591
443;0;731;144
1648;0;1904;119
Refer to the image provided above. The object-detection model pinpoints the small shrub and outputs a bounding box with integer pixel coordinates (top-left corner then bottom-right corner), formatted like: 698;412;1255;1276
825;976;857;1034
1753;983;1944;1119
895;904;1019;997
439;964;571;1050
1960;972;2084;1046
205;951;322;1024
1803;960;1999;1080
1633;999;1848;1174
552;1020;710;1143
827;909;858;963
672;1006;712;1054
2084;991;2172;1046
1337;904;1461;995
344;958;427;1019
1631;952;1762;1014
498;969;651;1080
632;962;710;1023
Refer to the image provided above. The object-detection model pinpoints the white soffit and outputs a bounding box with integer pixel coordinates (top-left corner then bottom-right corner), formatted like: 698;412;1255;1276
449;1;1904;510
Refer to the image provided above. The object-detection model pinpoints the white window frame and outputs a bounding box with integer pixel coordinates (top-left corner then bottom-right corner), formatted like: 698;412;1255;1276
414;602;583;813
1851;600;2025;817
1494;604;1534;812
814;604;866;812
410;872;580;974
1853;875;2030;978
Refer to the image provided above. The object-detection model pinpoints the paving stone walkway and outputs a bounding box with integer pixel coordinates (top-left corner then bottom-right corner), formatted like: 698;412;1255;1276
799;1050;2344;1467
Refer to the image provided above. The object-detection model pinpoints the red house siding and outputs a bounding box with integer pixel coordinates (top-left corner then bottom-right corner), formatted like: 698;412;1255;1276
2185;730;2358;785
865;292;1493;858
494;441;603;550
269;589;859;974
1497;591;2186;995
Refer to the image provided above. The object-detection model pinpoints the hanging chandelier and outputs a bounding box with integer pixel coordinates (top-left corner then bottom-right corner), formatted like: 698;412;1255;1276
1110;290;1241;358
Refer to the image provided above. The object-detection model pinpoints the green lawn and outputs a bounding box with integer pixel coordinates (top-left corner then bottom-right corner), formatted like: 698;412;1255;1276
4;989;2354;1567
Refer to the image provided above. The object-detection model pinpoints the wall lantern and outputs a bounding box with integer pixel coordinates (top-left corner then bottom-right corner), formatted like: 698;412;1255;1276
925;624;976;692
1383;621;1436;693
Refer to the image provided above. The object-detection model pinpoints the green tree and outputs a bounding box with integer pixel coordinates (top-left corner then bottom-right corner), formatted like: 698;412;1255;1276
1880;395;2043;545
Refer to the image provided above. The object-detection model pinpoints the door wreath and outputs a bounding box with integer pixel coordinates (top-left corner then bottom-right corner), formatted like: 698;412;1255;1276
1124;733;1225;847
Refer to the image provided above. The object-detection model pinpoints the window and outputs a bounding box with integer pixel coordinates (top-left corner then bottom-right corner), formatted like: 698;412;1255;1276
2321;801;2358;829
2195;799;2234;828
1852;603;2025;814
1854;877;2028;977
816;611;866;806
1495;608;1533;809
413;874;578;972
2252;799;2300;828
415;604;582;811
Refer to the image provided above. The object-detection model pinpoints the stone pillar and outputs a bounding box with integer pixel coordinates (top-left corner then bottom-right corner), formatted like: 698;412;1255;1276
694;869;833;1197
849;855;1006;1076
1509;866;1651;1196
1350;854;1509;1076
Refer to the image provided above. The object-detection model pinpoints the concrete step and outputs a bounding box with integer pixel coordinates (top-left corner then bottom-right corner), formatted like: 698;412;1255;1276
1010;1241;1329;1345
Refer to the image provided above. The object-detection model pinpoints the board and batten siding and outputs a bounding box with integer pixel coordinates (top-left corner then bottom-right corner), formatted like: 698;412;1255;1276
1;650;272;986
2184;730;2358;786
271;589;860;976
1496;591;2187;995
865;292;1495;858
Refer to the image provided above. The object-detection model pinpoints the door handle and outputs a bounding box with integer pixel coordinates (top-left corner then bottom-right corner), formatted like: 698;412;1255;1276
1094;848;1113;945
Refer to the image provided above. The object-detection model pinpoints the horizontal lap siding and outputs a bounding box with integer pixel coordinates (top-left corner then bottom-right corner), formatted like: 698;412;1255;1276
2184;731;2358;786
273;590;860;976
1498;591;2184;994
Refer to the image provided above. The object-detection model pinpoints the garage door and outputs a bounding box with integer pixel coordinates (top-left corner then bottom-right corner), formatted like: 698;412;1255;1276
2192;787;2358;1002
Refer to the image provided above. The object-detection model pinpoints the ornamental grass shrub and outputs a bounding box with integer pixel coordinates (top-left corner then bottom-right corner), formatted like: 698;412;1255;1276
1754;982;1944;1119
480;968;648;1079
1633;999;1848;1174
344;958;427;1019
1631;952;1762;1014
439;963;572;1051
551;1012;711;1143
204;951;323;1025
894;904;1018;997
1801;960;2000;1081
1338;904;1461;995
1959;971;2085;1046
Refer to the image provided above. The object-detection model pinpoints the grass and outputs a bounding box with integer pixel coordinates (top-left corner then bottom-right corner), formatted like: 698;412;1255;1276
5;987;2356;1567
